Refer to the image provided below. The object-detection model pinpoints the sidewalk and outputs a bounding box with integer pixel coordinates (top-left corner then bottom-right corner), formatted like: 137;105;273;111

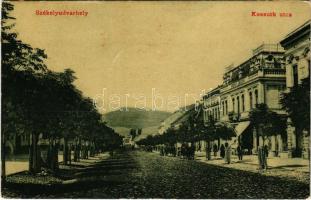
6;153;110;175
5;155;64;175
195;151;310;183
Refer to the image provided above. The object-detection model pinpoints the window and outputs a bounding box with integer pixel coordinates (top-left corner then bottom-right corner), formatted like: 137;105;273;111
237;96;240;114
232;98;235;113
225;100;228;115
293;65;298;86
218;107;220;120
242;94;245;111
254;90;258;105
222;102;225;115
249;92;253;109
214;108;217;120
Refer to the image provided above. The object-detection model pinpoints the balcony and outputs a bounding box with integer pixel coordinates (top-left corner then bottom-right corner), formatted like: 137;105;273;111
252;43;284;55
262;68;286;75
221;68;285;93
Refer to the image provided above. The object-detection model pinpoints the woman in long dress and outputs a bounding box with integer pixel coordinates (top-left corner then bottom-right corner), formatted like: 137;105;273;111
224;142;231;164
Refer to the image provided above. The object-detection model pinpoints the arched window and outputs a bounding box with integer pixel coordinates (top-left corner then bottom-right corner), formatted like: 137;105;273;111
237;96;240;114
242;94;245;112
249;92;253;109
254;90;258;106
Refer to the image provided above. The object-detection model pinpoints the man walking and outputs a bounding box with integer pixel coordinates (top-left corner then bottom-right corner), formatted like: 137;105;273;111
213;143;218;157
237;144;243;161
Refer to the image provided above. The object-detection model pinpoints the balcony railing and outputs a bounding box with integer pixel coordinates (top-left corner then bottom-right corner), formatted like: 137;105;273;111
262;68;286;75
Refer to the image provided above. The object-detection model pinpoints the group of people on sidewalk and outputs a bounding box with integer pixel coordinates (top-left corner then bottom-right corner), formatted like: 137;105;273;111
211;142;269;171
159;143;196;160
150;141;270;171
211;142;243;164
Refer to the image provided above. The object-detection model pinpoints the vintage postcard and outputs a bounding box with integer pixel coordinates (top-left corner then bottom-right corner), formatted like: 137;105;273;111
1;1;310;199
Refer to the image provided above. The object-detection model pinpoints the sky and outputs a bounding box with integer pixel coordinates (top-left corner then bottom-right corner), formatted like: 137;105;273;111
11;1;311;113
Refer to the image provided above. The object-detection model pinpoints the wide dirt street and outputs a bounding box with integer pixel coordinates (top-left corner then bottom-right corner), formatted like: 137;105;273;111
3;150;309;199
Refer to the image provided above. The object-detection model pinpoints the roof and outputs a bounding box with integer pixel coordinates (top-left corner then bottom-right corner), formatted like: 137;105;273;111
203;85;222;98
280;20;311;48
224;43;284;75
285;20;311;38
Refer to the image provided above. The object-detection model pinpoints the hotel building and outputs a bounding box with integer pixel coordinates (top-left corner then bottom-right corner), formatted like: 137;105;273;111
203;43;287;156
280;20;310;159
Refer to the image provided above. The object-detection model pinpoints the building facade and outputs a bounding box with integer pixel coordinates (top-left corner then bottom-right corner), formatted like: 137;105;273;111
280;20;310;159
203;86;221;124
202;43;288;156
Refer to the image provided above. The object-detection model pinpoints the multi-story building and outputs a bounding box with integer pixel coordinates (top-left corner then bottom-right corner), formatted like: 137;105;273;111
280;20;310;159
203;43;287;156
203;86;222;124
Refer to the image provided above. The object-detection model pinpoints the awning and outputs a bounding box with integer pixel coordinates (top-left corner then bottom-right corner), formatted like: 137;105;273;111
234;121;250;137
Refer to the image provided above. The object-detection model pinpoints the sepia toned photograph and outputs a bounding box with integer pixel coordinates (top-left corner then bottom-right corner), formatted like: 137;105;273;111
1;1;310;199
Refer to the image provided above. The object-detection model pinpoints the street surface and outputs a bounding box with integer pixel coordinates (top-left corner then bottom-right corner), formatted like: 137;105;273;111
2;150;309;198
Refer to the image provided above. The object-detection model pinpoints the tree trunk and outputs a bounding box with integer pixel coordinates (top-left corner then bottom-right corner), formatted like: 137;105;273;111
63;137;68;165
53;140;59;171
206;140;211;160
29;133;41;174
29;134;33;172
78;138;82;161
1;132;6;183
47;138;53;169
68;144;72;165
73;138;78;162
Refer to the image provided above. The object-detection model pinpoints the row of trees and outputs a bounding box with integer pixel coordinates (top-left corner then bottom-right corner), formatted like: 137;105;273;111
137;103;290;159
1;2;123;181
136;108;236;160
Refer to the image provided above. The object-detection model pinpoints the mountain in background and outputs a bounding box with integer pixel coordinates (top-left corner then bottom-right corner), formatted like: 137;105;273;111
103;107;171;138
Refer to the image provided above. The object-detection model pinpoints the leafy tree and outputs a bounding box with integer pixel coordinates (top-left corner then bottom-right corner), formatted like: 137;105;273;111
215;121;236;141
249;103;286;148
193;115;217;160
2;1;48;177
280;77;310;134
130;129;137;140
2;2;123;177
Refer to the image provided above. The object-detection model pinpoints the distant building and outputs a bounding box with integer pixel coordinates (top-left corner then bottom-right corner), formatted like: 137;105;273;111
123;135;134;148
203;86;221;124
280;20;310;159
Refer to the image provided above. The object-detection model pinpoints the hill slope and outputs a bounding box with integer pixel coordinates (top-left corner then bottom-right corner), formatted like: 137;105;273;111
103;107;171;129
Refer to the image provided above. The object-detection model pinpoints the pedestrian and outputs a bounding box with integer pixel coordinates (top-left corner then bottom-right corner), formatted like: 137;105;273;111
160;145;164;156
224;142;231;164
181;143;186;159
237;144;243;161
264;145;269;158
220;144;225;158
275;142;279;157
190;144;195;160
213;143;218;157
172;145;177;157
258;146;267;171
